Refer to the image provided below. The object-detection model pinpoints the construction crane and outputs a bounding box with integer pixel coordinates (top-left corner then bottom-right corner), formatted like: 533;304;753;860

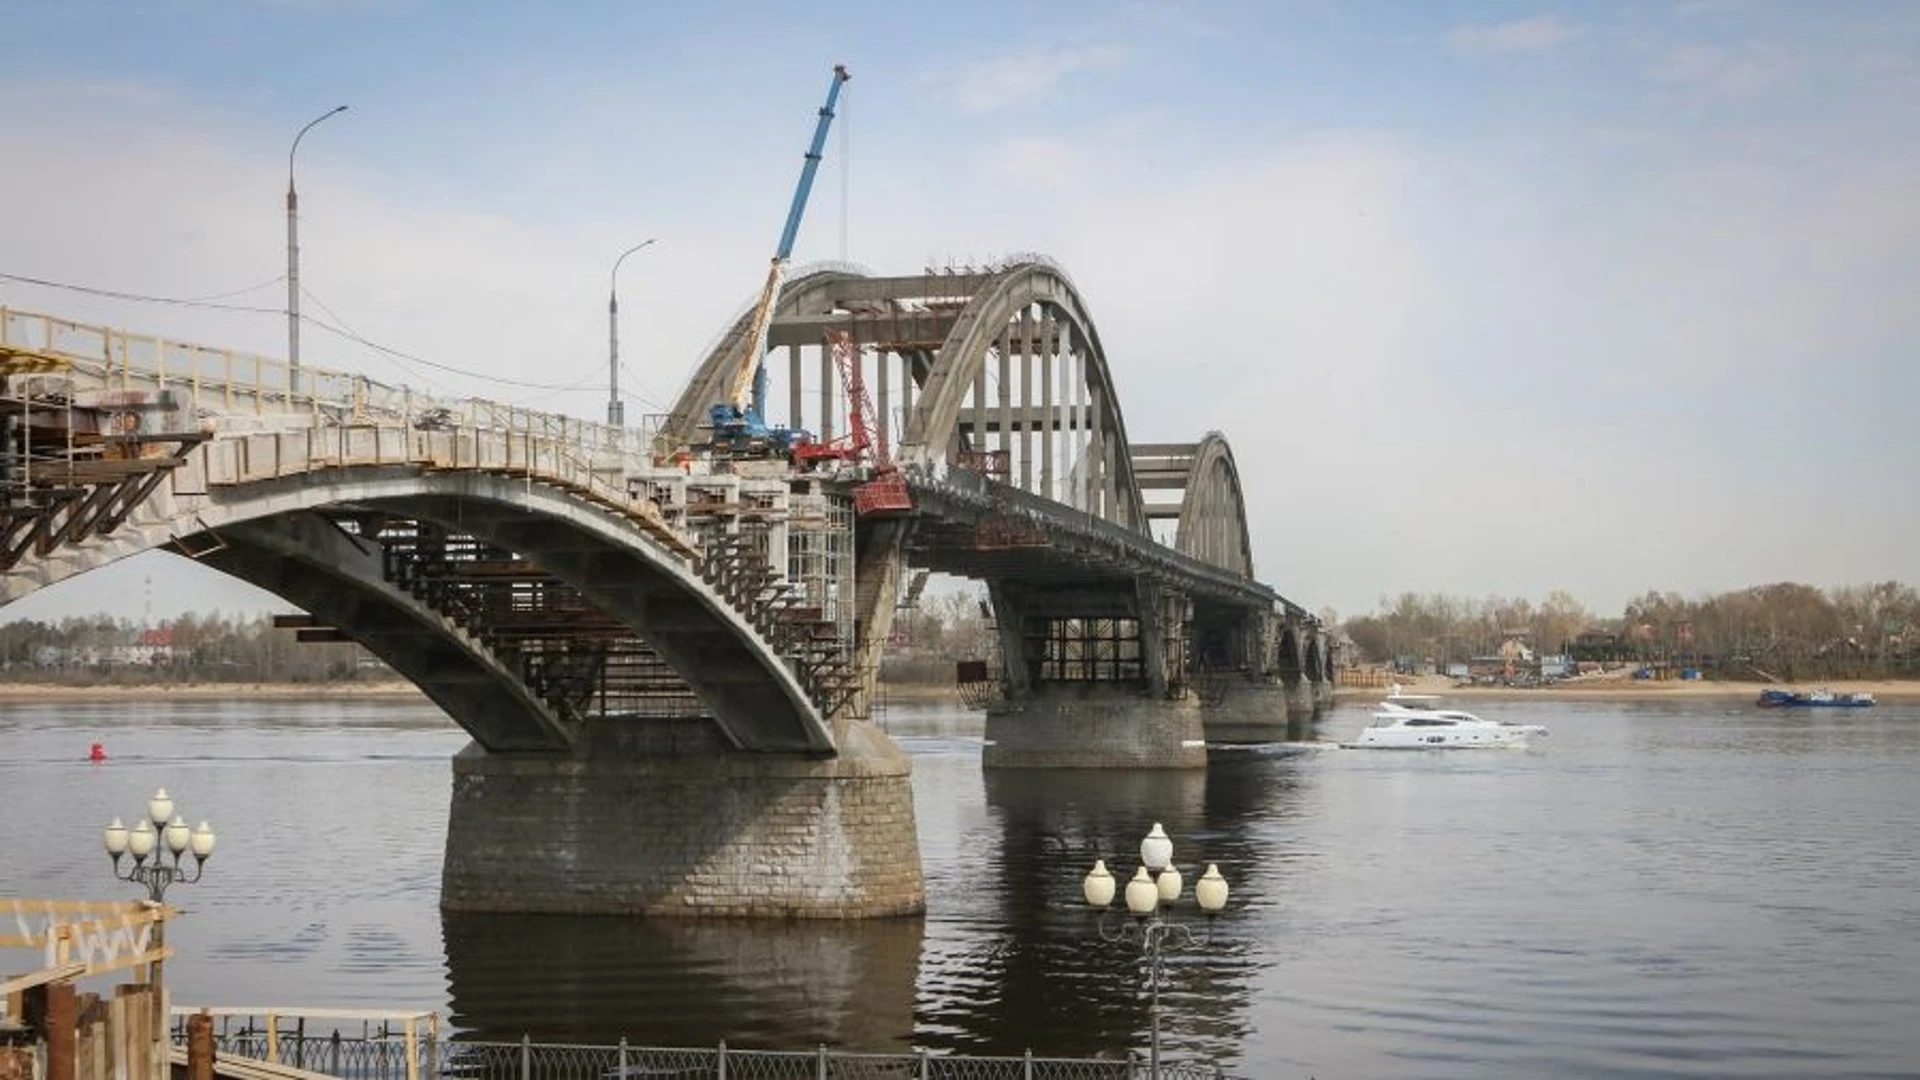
792;328;878;469
709;63;851;456
796;327;916;516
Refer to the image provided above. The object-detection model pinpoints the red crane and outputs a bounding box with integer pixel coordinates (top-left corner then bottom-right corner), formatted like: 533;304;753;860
791;328;913;515
793;329;878;467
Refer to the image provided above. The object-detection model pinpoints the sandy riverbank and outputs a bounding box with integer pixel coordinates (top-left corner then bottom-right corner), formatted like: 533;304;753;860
1334;673;1920;703
0;679;967;704
878;682;964;703
0;680;430;701
13;676;1902;707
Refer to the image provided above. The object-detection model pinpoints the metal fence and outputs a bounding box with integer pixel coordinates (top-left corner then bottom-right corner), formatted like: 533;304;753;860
439;1039;1227;1080
174;1020;1234;1080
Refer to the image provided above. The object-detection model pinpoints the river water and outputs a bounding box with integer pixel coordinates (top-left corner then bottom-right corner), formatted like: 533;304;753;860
3;695;1918;1078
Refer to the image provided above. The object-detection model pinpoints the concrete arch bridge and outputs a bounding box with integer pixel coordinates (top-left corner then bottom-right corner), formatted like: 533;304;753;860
0;261;1329;918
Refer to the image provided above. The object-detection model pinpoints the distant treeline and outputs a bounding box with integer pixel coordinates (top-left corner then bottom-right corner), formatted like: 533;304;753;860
13;579;1910;688
0;612;382;684
1338;582;1920;681
0;598;992;687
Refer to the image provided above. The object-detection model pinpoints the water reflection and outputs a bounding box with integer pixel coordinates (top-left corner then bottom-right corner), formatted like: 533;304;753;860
923;764;1282;1065
443;912;924;1049
10;697;1920;1077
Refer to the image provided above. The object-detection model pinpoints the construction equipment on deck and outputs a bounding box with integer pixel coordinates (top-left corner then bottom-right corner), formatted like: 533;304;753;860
792;328;876;470
708;64;850;457
788;329;914;515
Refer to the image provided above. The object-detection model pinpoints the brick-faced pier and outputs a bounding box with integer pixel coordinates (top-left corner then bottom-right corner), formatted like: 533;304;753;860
441;719;923;917
982;684;1207;770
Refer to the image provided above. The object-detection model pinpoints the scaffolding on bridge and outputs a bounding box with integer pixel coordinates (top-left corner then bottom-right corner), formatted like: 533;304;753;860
0;340;207;575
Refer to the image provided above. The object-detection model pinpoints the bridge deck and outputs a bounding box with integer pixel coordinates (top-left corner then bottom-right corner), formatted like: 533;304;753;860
905;470;1297;614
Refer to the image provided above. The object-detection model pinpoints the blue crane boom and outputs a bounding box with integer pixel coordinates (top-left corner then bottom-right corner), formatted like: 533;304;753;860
712;64;851;454
776;64;849;261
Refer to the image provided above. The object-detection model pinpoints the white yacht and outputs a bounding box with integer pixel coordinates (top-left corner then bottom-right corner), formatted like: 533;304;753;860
1340;685;1548;750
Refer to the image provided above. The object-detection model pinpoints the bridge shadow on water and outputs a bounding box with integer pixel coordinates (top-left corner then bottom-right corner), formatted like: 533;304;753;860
441;911;924;1050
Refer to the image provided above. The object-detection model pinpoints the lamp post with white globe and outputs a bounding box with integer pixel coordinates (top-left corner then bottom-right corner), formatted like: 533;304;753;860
101;787;217;904
101;788;216;1034
1081;822;1230;1080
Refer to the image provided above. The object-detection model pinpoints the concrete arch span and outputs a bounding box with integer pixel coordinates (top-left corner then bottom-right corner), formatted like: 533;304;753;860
1132;432;1254;578
663;259;1150;532
203;512;574;751
660;266;871;451
1305;632;1329;684
0;468;834;755
897;260;1149;533
1276;623;1306;683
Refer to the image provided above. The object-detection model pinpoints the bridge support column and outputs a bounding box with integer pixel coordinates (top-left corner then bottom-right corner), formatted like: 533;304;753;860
984;684;1206;769
849;520;911;720
442;719;923;917
1306;629;1335;711
1202;679;1309;743
1310;673;1335;711
1281;676;1315;721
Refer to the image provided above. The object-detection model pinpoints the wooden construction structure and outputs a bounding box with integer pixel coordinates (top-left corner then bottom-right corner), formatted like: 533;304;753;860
2;900;175;1080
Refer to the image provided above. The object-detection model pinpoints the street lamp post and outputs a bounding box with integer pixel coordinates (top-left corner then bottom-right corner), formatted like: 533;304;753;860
287;105;348;397
102;787;217;904
1081;822;1230;1080
608;238;657;428
102;788;216;1034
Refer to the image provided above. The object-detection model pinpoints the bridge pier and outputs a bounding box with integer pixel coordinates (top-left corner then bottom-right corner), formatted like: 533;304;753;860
983;684;1206;769
1310;673;1336;711
441;719;924;917
1305;627;1336;711
1201;679;1310;743
1282;676;1316;721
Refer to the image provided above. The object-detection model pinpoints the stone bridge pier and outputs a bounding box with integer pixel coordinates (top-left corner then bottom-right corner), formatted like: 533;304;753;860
1278;616;1336;715
978;586;1336;761
1182;599;1336;745
443;718;923;917
1194;603;1297;743
981;580;1207;770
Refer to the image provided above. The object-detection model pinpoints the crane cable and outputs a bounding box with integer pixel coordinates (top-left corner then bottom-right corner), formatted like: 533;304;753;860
838;79;850;263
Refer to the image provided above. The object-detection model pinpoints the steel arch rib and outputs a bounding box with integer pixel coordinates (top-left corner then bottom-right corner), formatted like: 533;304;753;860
896;261;1148;533
0;468;834;754
1175;432;1256;578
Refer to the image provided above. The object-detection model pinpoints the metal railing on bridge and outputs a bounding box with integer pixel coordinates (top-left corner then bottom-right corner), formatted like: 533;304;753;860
0;307;654;460
170;1010;1239;1080
0;306;703;559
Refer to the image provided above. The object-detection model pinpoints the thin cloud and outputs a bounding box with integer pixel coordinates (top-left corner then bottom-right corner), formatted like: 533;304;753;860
936;45;1129;114
0;76;176;111
1648;41;1798;97
1675;0;1746;16
1447;15;1584;55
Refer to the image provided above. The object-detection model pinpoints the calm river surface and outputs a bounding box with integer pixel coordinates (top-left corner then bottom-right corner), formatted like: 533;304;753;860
4;694;1919;1078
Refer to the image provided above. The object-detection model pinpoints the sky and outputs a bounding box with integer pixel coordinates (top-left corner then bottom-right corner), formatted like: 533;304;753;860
1;0;1916;624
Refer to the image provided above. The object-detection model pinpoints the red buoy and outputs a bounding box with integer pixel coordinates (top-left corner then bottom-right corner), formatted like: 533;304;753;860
88;742;106;762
